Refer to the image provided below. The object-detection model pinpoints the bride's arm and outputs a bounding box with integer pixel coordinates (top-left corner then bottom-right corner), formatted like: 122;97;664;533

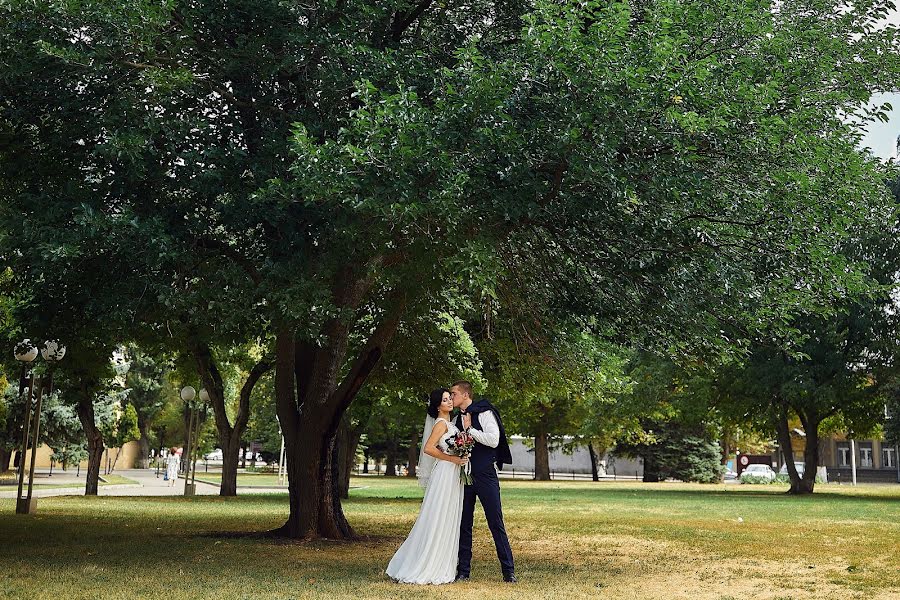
423;421;468;466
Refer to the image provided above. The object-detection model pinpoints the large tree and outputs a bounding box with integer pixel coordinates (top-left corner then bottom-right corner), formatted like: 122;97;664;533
715;246;900;492
190;343;272;496
483;326;616;480
2;0;898;538
606;352;725;483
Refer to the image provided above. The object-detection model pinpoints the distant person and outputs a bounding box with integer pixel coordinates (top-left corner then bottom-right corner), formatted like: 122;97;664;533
165;448;180;487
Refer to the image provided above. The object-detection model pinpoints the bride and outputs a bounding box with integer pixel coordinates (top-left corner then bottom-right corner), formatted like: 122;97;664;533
385;388;468;584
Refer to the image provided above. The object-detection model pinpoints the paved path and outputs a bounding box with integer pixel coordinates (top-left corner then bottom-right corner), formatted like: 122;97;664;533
0;468;291;499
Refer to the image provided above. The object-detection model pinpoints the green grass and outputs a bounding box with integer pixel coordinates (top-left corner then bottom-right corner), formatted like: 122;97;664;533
98;474;140;486
0;473;138;490
194;472;287;487
1;478;898;599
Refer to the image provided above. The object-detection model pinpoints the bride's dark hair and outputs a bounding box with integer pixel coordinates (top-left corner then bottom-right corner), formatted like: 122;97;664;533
427;388;449;419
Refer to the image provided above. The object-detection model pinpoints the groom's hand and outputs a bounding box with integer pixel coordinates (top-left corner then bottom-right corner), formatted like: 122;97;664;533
463;414;472;429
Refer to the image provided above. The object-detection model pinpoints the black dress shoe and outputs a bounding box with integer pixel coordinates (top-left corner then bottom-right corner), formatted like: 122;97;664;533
503;573;518;583
454;574;470;583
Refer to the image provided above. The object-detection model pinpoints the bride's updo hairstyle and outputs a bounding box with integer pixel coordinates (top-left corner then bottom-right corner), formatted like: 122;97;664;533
427;387;449;419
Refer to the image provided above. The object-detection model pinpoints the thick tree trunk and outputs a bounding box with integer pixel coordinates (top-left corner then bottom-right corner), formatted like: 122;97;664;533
407;429;418;477
534;427;551;480
384;442;398;477
271;327;355;539
192;340;271;498
135;420;151;469
271;286;406;539
276;417;356;539
0;448;11;473
76;386;104;495
642;453;661;482
587;443;600;482
794;409;821;494
775;401;815;494
798;424;820;493
220;436;240;496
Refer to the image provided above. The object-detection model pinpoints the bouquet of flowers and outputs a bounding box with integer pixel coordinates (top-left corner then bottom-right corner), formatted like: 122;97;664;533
447;430;476;485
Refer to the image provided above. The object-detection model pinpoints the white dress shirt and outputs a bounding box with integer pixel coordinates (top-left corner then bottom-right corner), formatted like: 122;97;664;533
468;410;500;448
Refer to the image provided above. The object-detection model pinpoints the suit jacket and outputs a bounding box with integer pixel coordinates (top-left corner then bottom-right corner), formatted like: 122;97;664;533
456;398;513;473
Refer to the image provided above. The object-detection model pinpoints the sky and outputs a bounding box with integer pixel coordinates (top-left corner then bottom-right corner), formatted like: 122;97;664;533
858;10;900;160
860;92;899;160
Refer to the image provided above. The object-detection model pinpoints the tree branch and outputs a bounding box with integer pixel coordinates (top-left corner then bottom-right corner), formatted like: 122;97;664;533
328;290;409;416
275;324;300;437
235;357;273;434
390;1;434;43
190;339;231;440
194;237;262;286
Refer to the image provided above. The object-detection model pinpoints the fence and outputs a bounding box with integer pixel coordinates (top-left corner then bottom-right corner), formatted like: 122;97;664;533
354;463;642;481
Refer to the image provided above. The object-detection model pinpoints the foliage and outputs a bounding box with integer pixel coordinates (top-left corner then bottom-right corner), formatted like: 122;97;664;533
615;420;725;483
359;312;483;470
739;474;776;485
50;444;87;469
87;374;142;471
122;345;171;437
245;370;280;456
0;382;25;456
40;389;87;465
886;394;900;448
114;403;140;449
0;382;88;461
2;0;899;533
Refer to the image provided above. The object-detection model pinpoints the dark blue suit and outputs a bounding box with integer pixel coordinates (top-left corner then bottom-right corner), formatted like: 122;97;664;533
456;401;515;578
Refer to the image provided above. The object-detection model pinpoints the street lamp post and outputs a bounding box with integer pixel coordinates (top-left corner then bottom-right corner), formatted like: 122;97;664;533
192;388;209;490
15;339;65;515
180;386;197;496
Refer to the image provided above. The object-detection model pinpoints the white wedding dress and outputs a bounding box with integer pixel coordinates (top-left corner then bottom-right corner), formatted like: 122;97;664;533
386;417;464;584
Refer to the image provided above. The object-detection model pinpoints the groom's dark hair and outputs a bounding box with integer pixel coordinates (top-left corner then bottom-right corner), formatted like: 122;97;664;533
451;380;473;398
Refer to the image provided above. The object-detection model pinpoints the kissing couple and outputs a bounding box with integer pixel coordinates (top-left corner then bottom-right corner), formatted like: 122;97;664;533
385;381;517;585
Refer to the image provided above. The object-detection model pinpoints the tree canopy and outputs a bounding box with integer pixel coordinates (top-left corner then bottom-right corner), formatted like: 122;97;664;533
1;0;898;534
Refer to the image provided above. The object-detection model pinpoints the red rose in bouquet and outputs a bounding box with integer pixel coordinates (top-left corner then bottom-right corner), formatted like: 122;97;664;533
447;430;475;485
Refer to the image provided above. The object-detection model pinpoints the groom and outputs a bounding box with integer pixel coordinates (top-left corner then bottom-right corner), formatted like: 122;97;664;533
450;380;516;583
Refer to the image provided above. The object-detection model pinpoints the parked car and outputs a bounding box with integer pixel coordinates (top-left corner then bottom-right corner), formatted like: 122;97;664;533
778;462;806;476
739;464;776;482
724;468;738;481
243;450;267;465
204;449;223;461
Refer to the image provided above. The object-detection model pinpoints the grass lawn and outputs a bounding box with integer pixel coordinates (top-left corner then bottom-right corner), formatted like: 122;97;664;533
194;472;287;488
1;478;898;599
0;473;138;490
